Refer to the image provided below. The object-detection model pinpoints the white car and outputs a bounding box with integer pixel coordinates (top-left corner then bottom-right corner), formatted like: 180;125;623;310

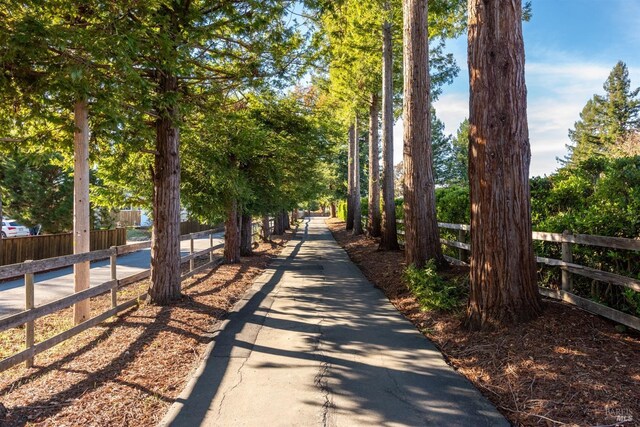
1;219;31;238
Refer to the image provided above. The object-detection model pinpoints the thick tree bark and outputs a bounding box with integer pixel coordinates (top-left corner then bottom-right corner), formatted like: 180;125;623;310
402;0;443;268
353;116;363;235
466;0;542;330
224;199;241;263
329;202;336;218
73;99;90;323
240;213;252;256
368;93;382;237
291;209;298;225
261;215;271;242
379;12;399;251
346;124;355;230
283;210;291;230
273;211;285;235
149;73;183;304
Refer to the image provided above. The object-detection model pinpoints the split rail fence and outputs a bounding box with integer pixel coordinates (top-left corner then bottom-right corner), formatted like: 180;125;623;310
0;216;288;373
365;217;639;331
0;229;226;372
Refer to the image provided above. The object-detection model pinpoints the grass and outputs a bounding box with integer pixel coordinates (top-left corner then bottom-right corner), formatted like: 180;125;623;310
126;228;152;242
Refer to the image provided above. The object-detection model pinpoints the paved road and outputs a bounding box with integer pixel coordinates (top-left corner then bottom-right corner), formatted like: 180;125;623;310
161;218;508;426
0;232;224;318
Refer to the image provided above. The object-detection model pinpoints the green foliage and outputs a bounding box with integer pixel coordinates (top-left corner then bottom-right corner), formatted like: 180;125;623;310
403;260;467;312
337;200;348;221
566;61;640;165
0;150;73;233
435;185;470;224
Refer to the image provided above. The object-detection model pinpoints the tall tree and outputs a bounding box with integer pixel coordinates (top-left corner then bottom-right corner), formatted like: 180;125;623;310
346;124;355;230
402;0;443;268
368;93;382;237
379;1;399;250
466;0;542;330
352;116;363;235
566;61;640;164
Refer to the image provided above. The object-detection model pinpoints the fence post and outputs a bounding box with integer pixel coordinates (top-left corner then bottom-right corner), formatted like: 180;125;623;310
561;230;573;292
24;260;34;368
190;233;195;272
457;229;466;262
110;246;117;309
209;232;214;263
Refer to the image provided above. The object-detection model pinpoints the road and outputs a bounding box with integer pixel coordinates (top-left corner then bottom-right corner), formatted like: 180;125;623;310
0;232;224;319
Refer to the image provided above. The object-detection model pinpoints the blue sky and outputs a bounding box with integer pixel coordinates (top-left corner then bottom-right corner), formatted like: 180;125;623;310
394;0;640;177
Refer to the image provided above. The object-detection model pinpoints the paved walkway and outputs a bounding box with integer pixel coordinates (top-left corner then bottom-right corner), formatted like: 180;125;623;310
161;218;507;426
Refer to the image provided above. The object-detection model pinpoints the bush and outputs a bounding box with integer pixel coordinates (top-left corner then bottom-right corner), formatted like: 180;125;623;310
435;185;470;224
337;200;347;221
403;260;468;312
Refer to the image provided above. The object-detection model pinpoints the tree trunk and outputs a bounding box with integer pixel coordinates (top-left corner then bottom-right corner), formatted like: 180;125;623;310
346;124;355;230
73;99;91;324
240;213;252;256
368;93;382;237
379;11;399;251
353;116;363;235
224;199;240;263
261;215;271;242
149;74;182;304
466;0;542;330
273;211;285;235
283;210;291;230
291;208;298;225
402;0;443;268
329;202;336;218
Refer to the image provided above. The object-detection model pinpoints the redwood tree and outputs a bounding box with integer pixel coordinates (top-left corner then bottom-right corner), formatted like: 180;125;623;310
466;0;542;329
346;124;355;230
402;0;443;267
352;116;363;235
224;199;240;264
368;93;381;237
379;6;399;251
240;213;253;257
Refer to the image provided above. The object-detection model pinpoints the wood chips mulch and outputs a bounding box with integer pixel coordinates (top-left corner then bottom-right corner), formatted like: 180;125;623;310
0;230;296;426
326;218;639;427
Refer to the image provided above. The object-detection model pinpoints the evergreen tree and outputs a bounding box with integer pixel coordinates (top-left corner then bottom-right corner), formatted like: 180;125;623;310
567;61;640;164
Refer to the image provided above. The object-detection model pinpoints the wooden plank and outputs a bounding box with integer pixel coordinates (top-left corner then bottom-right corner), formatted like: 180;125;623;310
0;248;114;281
438;222;470;231
440;238;470;251
444;255;469;266
539;288;640;331
116;241;151;255
0;279;118;333
536;256;640;292
0;297;140;373
24;263;34;368
118;270;150;288
532;230;640;250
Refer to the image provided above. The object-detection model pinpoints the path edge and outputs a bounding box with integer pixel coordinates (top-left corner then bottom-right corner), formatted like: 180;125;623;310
157;224;301;427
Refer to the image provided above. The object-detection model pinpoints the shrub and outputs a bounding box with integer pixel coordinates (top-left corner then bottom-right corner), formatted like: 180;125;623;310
403;260;468;312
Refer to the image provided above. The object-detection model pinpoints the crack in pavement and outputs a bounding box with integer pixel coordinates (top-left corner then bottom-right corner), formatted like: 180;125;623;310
313;319;335;427
215;356;249;421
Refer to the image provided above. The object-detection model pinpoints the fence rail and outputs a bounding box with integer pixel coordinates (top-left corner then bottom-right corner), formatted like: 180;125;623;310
0;228;224;373
383;216;640;331
0;229;126;266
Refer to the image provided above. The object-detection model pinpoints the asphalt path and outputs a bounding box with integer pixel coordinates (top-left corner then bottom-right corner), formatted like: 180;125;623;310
0;232;224;319
161;218;507;426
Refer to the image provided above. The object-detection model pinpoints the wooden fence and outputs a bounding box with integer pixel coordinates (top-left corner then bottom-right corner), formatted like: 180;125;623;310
0;229;127;266
116;210;142;227
0;229;223;372
374;217;640;331
180;221;220;235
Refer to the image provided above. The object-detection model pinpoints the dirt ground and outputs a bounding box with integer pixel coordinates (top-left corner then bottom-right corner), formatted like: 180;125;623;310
0;230;295;426
326;218;639;427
